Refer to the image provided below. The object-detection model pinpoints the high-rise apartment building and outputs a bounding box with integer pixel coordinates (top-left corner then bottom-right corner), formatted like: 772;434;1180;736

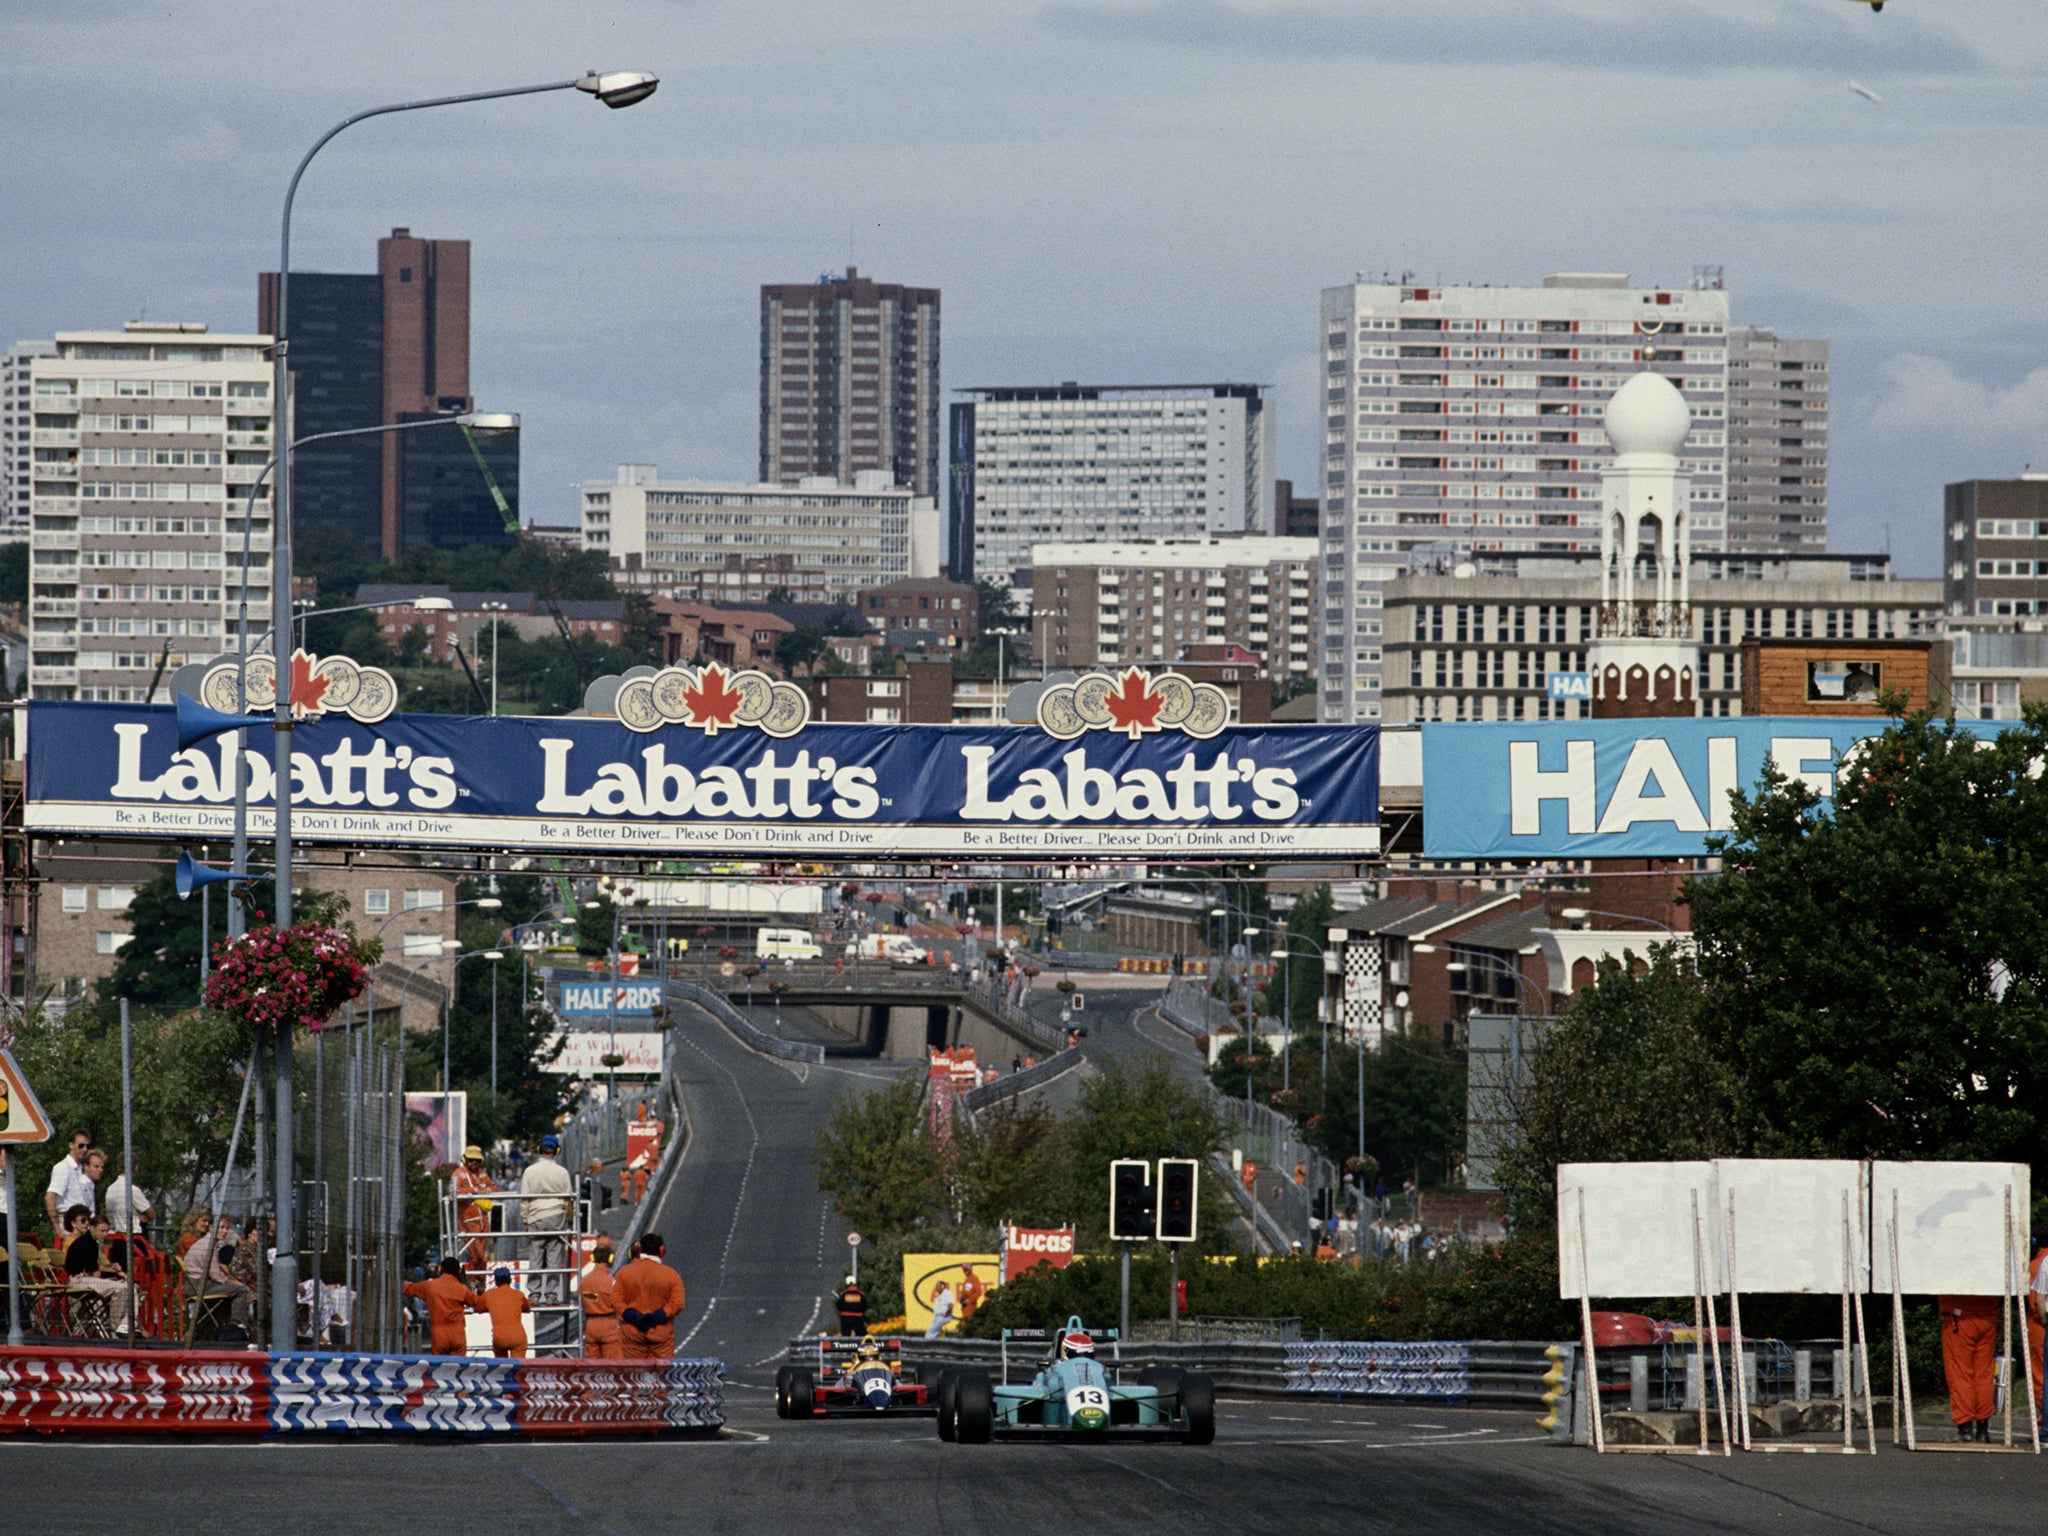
948;383;1274;591
580;465;939;596
1725;327;1828;552
1943;477;2048;620
759;268;939;499
25;322;274;701
1316;273;1731;722
1029;536;1318;679
260;228;514;561
2;341;56;541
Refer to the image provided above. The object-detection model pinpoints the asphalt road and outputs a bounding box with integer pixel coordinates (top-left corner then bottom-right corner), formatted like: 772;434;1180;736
4;1396;2040;1535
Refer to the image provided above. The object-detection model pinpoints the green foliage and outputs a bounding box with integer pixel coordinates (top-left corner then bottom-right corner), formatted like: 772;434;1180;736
1261;884;1336;1031
0;539;29;605
1494;949;1734;1231
947;1099;1069;1228
811;1077;946;1235
1690;708;2048;1164
4;999;251;1240
576;894;615;957
774;625;829;677
1062;1061;1225;1245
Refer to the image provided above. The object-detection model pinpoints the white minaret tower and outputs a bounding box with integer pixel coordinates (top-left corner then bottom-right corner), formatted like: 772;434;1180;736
1588;372;1701;717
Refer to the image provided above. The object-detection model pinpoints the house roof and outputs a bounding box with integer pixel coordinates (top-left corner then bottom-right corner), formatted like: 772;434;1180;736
1449;904;1556;955
1328;892;1518;940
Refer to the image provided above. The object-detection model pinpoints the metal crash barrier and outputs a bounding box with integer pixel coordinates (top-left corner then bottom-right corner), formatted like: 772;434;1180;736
0;1346;723;1437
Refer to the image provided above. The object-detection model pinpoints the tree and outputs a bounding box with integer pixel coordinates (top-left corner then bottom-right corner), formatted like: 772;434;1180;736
974;577;1020;631
1262;884;1336;1033
811;1077;946;1235
575;894;615;957
949;1099;1068;1228
1493;950;1733;1229
1063;1061;1223;1243
100;870;266;1010
774;625;829;678
1689;707;2048;1166
0;540;28;605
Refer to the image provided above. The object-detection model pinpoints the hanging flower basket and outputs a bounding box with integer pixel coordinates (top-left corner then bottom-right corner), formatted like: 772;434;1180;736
205;921;375;1037
600;1051;627;1069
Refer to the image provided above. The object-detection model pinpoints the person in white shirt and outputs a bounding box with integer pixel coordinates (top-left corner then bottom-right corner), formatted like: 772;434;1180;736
519;1135;574;1307
44;1130;94;1239
924;1281;956;1338
103;1170;153;1239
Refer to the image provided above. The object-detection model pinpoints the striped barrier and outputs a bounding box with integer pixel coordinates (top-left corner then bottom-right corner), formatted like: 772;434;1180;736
1117;957;1173;974
1281;1341;1471;1401
0;1347;269;1434
0;1347;723;1438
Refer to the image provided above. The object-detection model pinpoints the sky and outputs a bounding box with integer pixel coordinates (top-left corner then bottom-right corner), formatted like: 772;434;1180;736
2;0;2043;576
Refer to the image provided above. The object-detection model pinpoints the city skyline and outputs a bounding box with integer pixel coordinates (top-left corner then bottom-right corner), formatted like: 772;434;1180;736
1;1;2041;577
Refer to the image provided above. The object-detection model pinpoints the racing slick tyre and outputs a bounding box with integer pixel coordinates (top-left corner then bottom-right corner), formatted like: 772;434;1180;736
774;1366;794;1418
787;1367;815;1420
936;1369;959;1441
1179;1371;1217;1445
953;1370;995;1445
1138;1365;1185;1398
915;1362;942;1389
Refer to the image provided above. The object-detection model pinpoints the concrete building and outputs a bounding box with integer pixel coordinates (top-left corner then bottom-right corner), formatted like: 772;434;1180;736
1380;552;1938;723
581;465;937;596
949;383;1274;591
1935;627;2048;722
1274;477;1318;539
260;229;516;560
1029;536;1317;679
611;553;837;605
1943;477;2048;620
24;323;275;701
759;267;940;498
1317;272;1731;723
2;341;56;541
1724;327;1828;553
856;576;981;649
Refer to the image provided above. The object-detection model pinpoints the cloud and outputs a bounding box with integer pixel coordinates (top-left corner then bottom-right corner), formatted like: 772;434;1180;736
1854;354;2048;453
1044;0;1990;76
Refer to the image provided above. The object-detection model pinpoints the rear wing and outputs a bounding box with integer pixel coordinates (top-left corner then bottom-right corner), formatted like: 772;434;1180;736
814;1334;903;1379
998;1323;1120;1385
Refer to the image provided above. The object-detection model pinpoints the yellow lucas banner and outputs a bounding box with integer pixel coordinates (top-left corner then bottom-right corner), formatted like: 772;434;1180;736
902;1253;999;1334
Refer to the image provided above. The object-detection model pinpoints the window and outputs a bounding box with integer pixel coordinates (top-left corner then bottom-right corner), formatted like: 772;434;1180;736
62;886;88;913
363;888;390;915
402;933;441;958
403;888;444;911
96;932;131;955
96;886;136;911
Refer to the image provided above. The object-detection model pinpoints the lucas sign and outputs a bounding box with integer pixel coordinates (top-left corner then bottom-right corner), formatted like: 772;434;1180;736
1422;717;2007;860
21;689;1378;861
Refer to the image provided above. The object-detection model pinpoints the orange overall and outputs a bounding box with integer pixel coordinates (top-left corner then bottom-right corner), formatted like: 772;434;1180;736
581;1261;623;1359
480;1284;532;1359
613;1255;686;1359
1939;1294;2000;1427
404;1274;484;1356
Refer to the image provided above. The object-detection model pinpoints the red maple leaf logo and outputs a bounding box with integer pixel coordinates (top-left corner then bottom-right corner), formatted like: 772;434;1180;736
1103;668;1163;739
683;663;743;734
287;649;330;717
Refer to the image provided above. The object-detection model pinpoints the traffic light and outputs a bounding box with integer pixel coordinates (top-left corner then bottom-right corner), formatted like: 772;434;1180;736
1109;1159;1154;1242
1156;1158;1198;1243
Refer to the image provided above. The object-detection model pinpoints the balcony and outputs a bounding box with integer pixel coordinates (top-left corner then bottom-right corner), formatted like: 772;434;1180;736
225;432;271;450
32;429;79;448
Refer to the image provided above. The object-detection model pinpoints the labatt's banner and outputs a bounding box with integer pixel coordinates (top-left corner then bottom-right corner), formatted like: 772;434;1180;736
21;667;1378;860
1422;716;2008;860
1002;1224;1076;1284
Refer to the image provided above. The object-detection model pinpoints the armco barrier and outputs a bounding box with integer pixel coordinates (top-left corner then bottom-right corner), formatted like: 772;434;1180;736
0;1347;723;1438
961;1045;1082;1111
826;1334;1564;1406
669;979;826;1064
0;1346;269;1434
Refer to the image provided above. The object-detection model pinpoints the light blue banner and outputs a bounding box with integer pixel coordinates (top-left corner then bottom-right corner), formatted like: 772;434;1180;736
557;981;665;1016
1422;717;2009;859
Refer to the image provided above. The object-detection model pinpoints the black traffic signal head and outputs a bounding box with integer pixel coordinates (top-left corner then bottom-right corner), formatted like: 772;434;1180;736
1156;1158;1198;1243
1109;1159;1154;1241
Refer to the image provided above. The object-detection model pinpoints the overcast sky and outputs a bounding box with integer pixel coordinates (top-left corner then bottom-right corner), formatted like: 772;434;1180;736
4;0;2042;575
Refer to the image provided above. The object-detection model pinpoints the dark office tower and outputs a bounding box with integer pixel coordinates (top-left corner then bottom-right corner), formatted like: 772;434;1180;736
760;268;939;497
261;227;512;562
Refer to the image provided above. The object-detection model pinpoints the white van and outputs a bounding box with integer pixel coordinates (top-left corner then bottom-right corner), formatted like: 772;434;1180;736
755;927;822;961
846;934;928;965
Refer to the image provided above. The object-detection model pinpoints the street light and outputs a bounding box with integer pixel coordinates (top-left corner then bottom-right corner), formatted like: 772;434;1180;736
1443;953;1549;1016
1270;929;1335;1098
260;70;655;1349
1558;906;1678;937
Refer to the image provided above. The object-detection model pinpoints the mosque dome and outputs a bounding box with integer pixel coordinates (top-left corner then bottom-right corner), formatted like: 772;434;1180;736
1604;371;1691;457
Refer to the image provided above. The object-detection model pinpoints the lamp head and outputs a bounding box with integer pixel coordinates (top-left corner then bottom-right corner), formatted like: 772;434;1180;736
463;412;519;435
412;597;454;612
576;70;659;108
475;897;503;910
1560;907;1589;922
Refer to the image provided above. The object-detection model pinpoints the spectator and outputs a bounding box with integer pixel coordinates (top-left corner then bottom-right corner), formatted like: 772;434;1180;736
182;1212;253;1330
581;1244;622;1358
44;1129;94;1239
481;1268;533;1359
63;1207;134;1335
924;1280;955;1338
519;1134;574;1307
404;1258;484;1356
614;1231;686;1360
103;1166;152;1242
177;1208;214;1260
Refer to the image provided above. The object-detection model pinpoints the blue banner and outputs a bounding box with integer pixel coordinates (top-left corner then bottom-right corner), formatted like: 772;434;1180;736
1422;717;2008;860
557;981;664;1016
22;702;1379;861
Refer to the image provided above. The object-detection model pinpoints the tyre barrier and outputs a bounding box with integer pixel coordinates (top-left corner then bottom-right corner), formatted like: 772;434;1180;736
0;1346;723;1438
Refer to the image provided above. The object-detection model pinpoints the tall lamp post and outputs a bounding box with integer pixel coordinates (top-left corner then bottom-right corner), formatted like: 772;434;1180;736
261;66;657;1348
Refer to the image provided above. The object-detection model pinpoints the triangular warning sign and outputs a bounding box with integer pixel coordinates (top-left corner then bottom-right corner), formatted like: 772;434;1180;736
0;1046;53;1145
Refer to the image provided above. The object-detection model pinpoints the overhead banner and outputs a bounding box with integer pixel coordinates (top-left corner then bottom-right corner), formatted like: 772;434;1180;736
539;1032;664;1076
21;698;1378;861
1423;717;2006;860
556;981;665;1017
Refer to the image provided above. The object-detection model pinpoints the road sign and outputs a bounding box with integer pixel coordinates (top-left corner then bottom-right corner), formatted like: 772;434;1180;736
720;961;736;977
0;1046;53;1144
848;1231;862;1247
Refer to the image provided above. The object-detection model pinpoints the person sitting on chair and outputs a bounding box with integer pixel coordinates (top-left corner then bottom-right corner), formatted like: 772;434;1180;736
62;1207;134;1336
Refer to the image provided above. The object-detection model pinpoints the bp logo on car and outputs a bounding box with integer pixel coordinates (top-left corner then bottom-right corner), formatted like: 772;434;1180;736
1066;1385;1109;1431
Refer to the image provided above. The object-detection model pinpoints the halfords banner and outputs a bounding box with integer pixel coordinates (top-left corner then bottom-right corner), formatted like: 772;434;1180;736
20;700;1379;860
557;981;665;1017
1422;717;2007;860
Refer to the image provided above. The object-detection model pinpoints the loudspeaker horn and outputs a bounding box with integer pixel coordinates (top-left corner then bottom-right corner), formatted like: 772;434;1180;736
176;851;251;900
176;692;270;750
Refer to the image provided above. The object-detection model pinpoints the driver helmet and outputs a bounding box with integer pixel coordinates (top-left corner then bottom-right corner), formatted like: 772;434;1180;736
1059;1330;1095;1360
855;1339;881;1361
